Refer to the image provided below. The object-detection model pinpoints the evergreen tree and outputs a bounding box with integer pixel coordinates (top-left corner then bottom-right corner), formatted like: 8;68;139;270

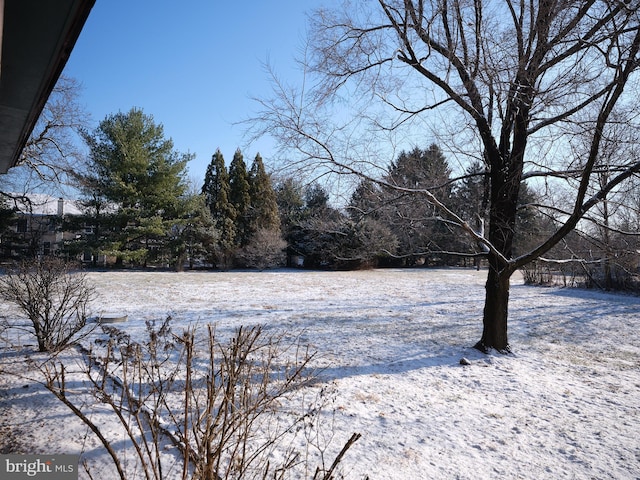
202;149;236;266
168;192;217;270
228;149;251;247
274;177;306;263
274;177;305;232
386;145;451;190
248;153;281;234
451;160;490;259
294;183;342;268
234;154;286;269
65;180;114;267
381;144;454;264
304;183;339;220
0;198;17;259
347;179;399;266
348;179;384;222
513;182;552;258
81;108;191;266
456;161;489;226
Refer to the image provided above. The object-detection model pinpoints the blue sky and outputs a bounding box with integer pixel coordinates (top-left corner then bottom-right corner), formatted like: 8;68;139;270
63;1;322;184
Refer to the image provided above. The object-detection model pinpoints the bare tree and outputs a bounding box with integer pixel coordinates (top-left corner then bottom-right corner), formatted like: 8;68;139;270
572;121;640;290
251;1;640;352
238;228;288;269
1;75;89;195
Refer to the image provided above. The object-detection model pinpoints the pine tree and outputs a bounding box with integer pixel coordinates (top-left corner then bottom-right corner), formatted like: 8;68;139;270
348;179;383;221
202;149;236;264
81;108;191;266
385;144;451;191
171;192;217;270
456;161;488;224
248;153;281;235
228;149;251;247
274;177;306;264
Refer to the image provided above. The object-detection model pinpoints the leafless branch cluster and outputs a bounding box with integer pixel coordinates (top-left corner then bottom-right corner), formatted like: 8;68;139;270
19;76;90;185
0;258;95;352
39;320;362;479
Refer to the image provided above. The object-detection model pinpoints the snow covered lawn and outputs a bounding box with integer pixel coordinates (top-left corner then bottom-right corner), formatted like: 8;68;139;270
0;268;638;479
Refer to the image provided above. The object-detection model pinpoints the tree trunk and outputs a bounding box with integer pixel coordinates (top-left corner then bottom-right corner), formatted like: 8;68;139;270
475;257;512;353
475;142;523;353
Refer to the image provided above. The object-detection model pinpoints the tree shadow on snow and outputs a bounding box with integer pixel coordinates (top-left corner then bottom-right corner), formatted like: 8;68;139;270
509;284;640;348
314;344;488;382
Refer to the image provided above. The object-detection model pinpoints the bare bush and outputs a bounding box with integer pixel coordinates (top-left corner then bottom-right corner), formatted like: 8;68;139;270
237;228;287;270
41;319;361;479
0;258;95;352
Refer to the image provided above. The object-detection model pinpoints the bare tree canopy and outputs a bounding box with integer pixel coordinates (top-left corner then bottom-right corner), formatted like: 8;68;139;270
1;75;89;197
251;1;640;352
21;76;89;186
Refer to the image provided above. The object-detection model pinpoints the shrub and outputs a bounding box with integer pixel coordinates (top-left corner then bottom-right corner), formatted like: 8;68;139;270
42;320;361;479
0;258;95;352
237;228;287;270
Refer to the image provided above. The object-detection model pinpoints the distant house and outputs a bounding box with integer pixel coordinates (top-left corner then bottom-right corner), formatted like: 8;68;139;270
1;193;85;259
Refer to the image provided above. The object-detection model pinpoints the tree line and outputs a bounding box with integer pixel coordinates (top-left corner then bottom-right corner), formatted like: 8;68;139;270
69;109;521;271
2;106;638;295
66;108;286;271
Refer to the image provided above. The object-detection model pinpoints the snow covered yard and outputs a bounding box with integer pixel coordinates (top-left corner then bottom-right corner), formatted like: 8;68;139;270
0;268;639;479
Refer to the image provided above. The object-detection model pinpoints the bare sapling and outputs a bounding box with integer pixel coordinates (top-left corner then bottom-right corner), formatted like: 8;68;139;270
181;324;317;479
0;258;95;352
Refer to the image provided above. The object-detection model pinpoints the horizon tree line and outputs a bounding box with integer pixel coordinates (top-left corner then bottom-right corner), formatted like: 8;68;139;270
2;107;638;297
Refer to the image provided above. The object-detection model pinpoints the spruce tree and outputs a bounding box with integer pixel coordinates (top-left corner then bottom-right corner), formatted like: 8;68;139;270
228;149;251;247
348;179;382;221
274;177;306;263
275;177;305;233
202;149;236;263
174;192;217;270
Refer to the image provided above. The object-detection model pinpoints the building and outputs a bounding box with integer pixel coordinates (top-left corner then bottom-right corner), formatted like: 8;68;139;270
1;193;84;259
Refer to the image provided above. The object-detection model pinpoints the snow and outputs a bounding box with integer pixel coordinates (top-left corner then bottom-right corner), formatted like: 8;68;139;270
1;268;639;479
10;193;84;216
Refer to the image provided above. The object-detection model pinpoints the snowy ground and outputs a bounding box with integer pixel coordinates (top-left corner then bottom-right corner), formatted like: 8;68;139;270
0;268;639;479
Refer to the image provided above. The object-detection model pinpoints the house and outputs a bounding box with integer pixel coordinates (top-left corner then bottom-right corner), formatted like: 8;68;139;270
2;193;85;259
